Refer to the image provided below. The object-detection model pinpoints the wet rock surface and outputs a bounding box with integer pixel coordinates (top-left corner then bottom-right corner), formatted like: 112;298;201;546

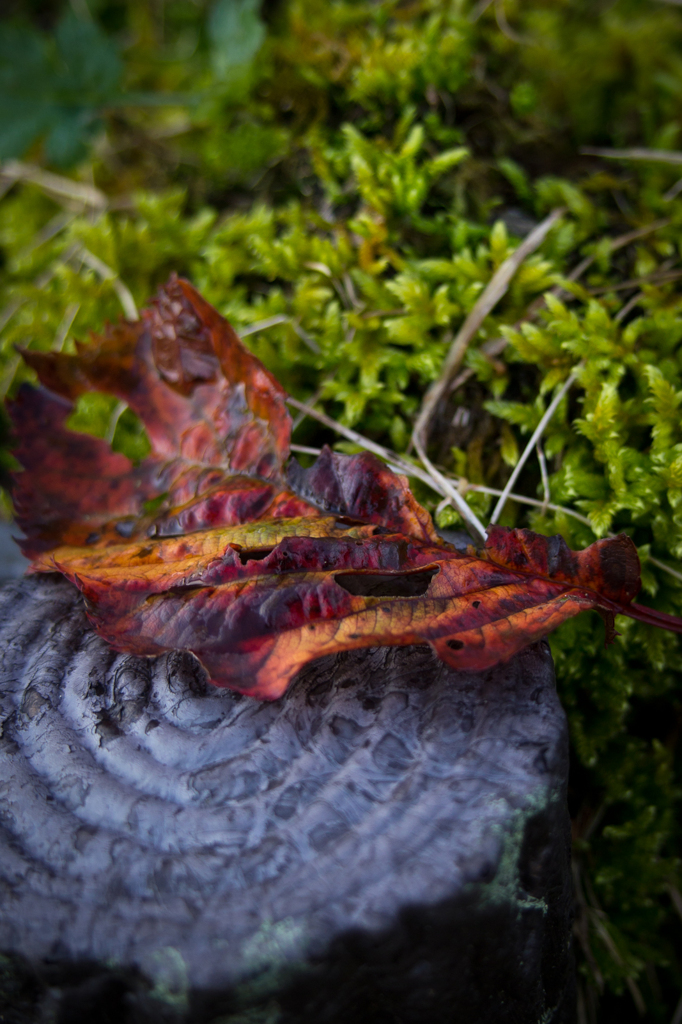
0;574;574;1023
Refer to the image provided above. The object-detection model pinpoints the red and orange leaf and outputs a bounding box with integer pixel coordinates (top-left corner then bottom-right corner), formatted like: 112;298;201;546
11;275;316;558
9;276;682;700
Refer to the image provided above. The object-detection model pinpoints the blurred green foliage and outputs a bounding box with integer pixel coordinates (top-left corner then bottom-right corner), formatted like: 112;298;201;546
0;12;123;165
2;0;682;1019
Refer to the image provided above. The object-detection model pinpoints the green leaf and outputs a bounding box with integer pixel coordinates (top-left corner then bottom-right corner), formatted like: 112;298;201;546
54;14;122;102
209;0;266;79
500;422;519;468
497;157;532;202
428;146;469;178
0;27;53;160
45;109;99;167
0;14;122;167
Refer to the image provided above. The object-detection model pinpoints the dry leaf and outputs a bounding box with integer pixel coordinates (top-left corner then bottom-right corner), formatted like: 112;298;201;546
10;276;682;699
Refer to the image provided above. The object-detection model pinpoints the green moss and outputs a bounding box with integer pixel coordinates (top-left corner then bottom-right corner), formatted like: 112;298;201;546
479;788;551;917
3;0;682;1018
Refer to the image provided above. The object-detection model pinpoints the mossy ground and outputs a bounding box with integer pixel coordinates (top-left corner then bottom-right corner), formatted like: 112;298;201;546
2;1;682;1019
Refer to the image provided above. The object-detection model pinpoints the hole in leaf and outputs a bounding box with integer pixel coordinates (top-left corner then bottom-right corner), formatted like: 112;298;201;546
143;493;169;516
238;548;275;564
115;519;137;538
447;639;465;650
334;566;438;598
65;393;151;463
112;406;151;463
66;392;121;438
166;584;207;598
473;600;481;608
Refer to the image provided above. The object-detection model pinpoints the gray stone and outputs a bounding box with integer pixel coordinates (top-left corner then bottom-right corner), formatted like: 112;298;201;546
0;574;574;1023
0;521;29;584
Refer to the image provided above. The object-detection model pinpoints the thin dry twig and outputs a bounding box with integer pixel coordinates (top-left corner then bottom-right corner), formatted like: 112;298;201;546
489;367;581;525
0;177;17;204
286;396;434;487
469;0;496;20
241;315;321;354
412;207;565;451
290;444;325;456
239;314;290;336
291;382;327;431
614;291;645;324
361;308;405;319
413;432;488;541
643;555;682;584
17;211;76;260
537;443;550;514
105;400;128;445
664;178;682;202
77;248;139;321
289;394;587;543
305;262;356;312
0;245;81;400
0;160;107;209
287;395;682;586
53;303;80;352
552;219;672;303
494;0;526;43
0;298;23;334
447;218;672;396
582;147;682;166
612;257;677;322
603;219;672;251
462;486;590;524
292;321;321;354
587;268;682;295
0;354;21;402
435;476;595;529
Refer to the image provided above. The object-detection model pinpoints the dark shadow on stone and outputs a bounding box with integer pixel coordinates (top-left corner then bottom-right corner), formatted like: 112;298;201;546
0;789;574;1024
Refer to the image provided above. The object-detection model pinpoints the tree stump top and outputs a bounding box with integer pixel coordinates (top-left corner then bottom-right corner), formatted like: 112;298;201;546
0;574;572;1023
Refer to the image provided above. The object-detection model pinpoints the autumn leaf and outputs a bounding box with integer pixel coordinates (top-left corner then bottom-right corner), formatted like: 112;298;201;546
9;276;682;700
12;276;314;557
